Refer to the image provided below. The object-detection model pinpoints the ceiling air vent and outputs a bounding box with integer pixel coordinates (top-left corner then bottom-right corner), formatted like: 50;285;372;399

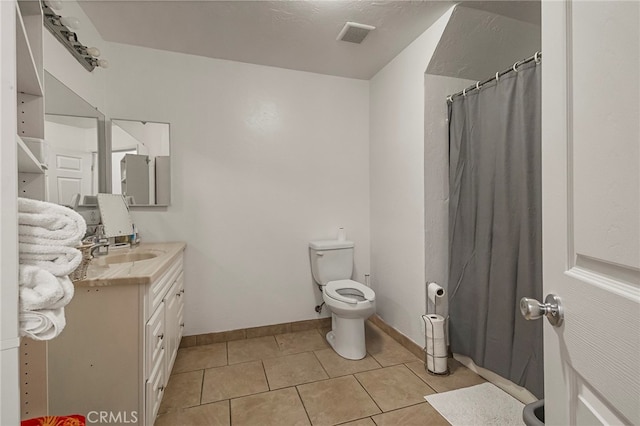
336;22;376;44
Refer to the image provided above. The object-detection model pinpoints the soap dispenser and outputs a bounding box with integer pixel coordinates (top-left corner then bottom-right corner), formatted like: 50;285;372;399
130;224;140;246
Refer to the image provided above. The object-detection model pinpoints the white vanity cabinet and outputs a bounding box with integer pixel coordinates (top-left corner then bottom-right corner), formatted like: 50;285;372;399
142;256;184;423
47;247;185;426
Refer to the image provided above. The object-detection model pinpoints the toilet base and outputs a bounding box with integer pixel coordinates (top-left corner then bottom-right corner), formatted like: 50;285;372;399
326;314;366;360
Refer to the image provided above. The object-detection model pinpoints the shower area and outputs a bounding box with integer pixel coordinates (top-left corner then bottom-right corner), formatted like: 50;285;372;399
423;4;543;402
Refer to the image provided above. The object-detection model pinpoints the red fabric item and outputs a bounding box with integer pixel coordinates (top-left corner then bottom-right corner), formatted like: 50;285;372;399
21;415;85;426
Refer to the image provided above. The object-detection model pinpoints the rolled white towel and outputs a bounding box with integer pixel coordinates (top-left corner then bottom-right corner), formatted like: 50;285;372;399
18;197;86;247
19;243;82;277
49;275;74;310
19;308;66;341
19;264;64;311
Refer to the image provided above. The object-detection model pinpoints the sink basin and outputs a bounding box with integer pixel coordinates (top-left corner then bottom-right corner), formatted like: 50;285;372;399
95;252;158;265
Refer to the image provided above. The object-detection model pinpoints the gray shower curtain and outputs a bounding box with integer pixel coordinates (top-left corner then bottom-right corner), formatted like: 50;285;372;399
448;62;543;398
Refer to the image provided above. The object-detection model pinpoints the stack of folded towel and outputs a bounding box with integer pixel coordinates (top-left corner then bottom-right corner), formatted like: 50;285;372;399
18;198;87;341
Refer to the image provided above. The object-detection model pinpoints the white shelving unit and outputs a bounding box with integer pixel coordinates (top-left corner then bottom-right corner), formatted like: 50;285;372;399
15;5;43;98
14;0;48;421
0;1;20;424
17;136;44;174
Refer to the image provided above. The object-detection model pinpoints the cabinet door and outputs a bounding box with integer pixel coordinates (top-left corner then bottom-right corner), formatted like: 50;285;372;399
145;348;165;426
145;301;165;378
176;272;185;343
164;278;182;378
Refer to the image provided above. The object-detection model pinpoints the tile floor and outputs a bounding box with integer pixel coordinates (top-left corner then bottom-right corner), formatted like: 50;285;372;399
155;321;486;425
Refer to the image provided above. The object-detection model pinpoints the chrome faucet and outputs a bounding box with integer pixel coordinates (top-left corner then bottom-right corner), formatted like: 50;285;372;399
87;225;109;257
90;242;110;257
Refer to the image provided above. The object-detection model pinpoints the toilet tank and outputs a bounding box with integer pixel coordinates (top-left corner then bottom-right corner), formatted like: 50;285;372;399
309;240;354;286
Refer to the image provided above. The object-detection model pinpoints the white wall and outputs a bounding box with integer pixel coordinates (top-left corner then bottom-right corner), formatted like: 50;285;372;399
427;6;541;81
423;74;473;311
104;43;370;335
42;1;107;112
44;118;97;152
369;7;455;346
370;4;540;347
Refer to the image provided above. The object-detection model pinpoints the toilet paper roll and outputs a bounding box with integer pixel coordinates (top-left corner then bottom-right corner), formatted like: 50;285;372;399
337;227;346;241
427;339;447;357
426;337;447;357
423;314;446;339
428;282;446;305
426;353;448;374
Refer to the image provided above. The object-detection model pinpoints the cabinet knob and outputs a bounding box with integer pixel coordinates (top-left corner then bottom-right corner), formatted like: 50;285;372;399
158;334;164;340
181;289;185;294
176;293;181;297
180;323;185;327
158;386;164;392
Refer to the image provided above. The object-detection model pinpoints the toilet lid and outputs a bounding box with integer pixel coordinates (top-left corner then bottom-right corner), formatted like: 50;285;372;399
325;280;375;305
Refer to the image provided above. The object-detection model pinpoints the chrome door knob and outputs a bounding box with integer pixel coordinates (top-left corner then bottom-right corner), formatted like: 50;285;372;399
520;294;564;327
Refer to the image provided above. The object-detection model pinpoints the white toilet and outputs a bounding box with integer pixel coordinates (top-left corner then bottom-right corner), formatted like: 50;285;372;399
309;239;375;360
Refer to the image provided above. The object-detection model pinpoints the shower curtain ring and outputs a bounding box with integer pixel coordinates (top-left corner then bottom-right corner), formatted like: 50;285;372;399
476;81;481;91
495;72;500;82
447;95;453;103
534;51;541;63
513;61;519;72
463;87;468;97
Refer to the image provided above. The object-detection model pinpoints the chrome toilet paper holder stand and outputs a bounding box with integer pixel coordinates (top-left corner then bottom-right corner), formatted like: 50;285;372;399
423;291;450;376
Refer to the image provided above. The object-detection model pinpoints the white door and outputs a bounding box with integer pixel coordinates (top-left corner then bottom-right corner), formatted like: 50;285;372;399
47;148;92;206
541;1;639;425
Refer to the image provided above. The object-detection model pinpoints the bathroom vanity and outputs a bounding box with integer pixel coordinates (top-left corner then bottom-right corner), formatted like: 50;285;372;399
47;242;186;425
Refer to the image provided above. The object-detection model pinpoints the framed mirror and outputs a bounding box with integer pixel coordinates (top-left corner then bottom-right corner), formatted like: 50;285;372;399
111;119;171;206
44;72;107;207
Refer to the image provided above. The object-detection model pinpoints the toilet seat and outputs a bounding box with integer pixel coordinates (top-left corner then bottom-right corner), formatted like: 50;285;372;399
325;280;375;305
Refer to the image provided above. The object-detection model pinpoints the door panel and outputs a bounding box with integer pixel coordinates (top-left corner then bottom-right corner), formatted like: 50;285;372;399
47;148;92;205
571;1;640;269
56;176;81;207
542;1;640;425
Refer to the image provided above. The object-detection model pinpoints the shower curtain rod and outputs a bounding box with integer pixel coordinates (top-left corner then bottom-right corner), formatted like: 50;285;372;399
446;51;541;103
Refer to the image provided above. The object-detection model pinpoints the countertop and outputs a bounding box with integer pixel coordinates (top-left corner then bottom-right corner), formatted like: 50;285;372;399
74;242;186;287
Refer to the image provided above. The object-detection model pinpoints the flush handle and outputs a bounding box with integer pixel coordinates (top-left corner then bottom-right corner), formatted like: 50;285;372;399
316;251;324;256
520;294;564;327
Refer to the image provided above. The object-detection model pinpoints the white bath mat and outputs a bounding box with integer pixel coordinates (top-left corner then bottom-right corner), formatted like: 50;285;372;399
424;382;525;426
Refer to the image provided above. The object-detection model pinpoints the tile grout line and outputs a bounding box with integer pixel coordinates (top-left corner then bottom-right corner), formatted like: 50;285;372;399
294;385;314;426
366;350;383;369
373;400;431;418
311;350;331;379
352;373;384;415
261;359;273;391
403;361;439;394
334;415;374;426
198;368;205;406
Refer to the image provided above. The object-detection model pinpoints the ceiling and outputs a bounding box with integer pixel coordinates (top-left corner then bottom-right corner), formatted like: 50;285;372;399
78;1;540;80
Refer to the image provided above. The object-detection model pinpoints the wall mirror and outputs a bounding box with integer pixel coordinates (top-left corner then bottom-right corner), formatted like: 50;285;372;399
44;72;106;207
110;119;171;206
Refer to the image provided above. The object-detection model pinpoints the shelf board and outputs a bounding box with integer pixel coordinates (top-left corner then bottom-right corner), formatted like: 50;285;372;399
17;0;42;17
16;4;43;97
17;136;44;174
